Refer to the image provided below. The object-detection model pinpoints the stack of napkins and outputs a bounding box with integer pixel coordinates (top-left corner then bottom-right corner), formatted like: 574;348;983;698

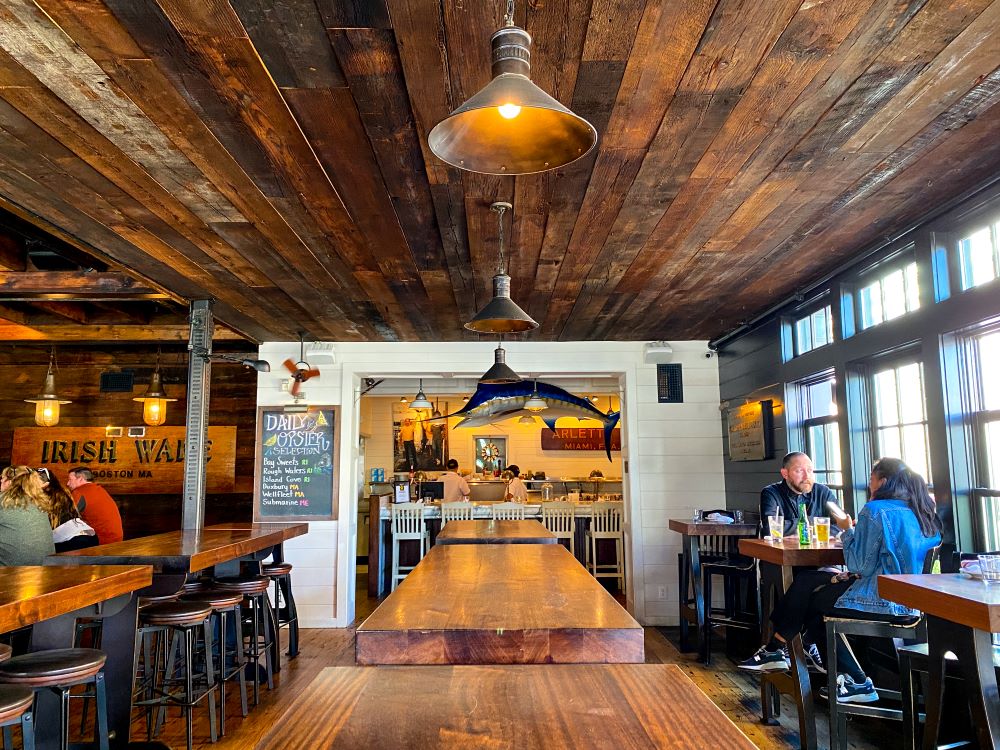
705;512;734;524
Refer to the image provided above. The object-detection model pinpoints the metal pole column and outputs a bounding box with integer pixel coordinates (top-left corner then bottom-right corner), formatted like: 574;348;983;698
183;299;213;531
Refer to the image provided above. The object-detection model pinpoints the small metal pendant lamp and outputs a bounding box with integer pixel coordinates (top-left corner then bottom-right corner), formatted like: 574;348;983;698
479;341;521;384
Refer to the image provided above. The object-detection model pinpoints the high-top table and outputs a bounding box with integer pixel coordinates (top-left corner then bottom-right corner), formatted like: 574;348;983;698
256;664;756;749
356;543;644;665
0;565;152;749
879;573;1000;750
669;518;758;655
739;537;845;750
435;519;557;545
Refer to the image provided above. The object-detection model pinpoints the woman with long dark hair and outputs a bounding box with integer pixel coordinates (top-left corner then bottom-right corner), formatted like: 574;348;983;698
38;468;98;552
740;457;942;703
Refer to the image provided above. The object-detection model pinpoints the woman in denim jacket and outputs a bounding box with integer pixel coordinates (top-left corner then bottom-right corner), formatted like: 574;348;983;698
739;458;942;703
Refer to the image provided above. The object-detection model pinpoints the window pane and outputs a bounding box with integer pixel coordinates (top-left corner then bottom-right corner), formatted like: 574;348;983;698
805;379;836;418
860;283;881;329
960;227;995;289
905;262;920;311
896;363;926;422
809;424;827;467
826;422;842;471
901;424;930;479
882;269;906;321
879;426;902;459
980;331;1000;411
795;317;811;354
986;419;1000;489
874;369;898;426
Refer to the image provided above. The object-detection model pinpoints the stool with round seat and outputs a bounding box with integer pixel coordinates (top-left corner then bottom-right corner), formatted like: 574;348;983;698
179;589;248;736
0;648;108;750
0;685;34;750
262;562;299;668
213;577;275;705
137;601;217;750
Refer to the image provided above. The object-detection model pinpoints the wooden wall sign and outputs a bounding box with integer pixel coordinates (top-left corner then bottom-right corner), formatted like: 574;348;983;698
541;427;622;452
726;401;774;461
11;426;236;493
254;406;338;521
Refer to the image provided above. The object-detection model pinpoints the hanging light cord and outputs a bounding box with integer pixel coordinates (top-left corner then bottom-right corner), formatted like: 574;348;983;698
504;0;515;27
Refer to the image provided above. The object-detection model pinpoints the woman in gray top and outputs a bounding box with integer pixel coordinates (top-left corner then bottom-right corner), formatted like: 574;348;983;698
0;465;56;565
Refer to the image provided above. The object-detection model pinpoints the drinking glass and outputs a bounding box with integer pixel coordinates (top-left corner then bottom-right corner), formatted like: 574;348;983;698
768;516;783;542
814;517;830;544
979;554;1000;584
692;509;703;522
733;510;744;524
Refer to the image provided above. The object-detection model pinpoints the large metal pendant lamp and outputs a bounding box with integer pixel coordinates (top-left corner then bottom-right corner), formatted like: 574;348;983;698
25;348;71;427
428;0;597;175
134;349;177;427
479;341;521;384
465;202;537;334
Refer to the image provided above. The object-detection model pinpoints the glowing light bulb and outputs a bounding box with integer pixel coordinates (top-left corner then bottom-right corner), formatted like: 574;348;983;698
498;103;521;119
36;400;59;427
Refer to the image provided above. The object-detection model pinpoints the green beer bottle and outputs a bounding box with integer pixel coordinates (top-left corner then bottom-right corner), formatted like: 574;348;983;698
797;501;810;546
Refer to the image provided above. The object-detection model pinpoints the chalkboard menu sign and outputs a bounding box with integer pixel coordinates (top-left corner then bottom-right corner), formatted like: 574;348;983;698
254;406;338;521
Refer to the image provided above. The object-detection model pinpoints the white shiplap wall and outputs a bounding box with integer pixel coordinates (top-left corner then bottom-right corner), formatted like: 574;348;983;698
255;341;723;627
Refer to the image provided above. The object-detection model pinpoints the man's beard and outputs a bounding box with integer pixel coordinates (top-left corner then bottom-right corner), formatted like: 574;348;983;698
788;478;814;494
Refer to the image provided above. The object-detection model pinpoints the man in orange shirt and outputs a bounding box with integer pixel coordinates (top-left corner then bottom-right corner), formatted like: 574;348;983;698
66;467;123;544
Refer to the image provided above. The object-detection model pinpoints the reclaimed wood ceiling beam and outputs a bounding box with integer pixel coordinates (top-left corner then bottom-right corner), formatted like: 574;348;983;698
0;322;243;342
0;271;166;300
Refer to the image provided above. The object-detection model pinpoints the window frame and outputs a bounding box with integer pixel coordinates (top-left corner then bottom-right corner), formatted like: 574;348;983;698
957;221;1000;292
866;357;932;482
789;371;845;499
855;256;921;331
793;304;835;357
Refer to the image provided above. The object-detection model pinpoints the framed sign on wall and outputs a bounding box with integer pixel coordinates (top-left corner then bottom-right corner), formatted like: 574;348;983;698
726;400;774;461
254;406;338;521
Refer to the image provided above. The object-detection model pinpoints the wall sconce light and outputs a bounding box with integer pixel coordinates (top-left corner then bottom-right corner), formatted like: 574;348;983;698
134;350;177;427
25;348;70;427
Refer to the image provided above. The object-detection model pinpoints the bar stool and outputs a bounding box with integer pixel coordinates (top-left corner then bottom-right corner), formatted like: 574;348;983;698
0;686;34;750
261;562;299;664
541;501;576;555
179;590;248;737
391;503;429;591
0;648;109;750
137;601;217;750
440;501;474;526
491;502;525;521
586;501;625;589
213;577;275;706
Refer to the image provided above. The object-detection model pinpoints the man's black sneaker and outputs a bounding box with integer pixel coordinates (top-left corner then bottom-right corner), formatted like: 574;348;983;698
738;646;790;672
804;642;826;674
819;674;879;703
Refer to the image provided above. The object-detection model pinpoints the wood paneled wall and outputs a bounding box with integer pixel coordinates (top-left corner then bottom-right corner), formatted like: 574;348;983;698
0;346;256;537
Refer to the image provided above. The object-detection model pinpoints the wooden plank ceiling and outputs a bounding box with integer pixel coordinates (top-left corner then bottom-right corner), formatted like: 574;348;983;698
0;0;997;342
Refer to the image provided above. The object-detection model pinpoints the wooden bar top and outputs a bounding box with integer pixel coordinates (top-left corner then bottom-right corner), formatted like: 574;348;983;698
356;544;644;665
256;664;755;749
0;565;152;634
879;574;1000;632
435;519;557;545
739;536;845;567
669;518;759;536
48;523;307;573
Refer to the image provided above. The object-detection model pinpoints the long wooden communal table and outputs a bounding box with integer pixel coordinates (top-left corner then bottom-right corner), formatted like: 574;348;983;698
356;544;644;665
434;519;557;545
669;518;758;656
739;537;845;750
879;574;1000;749
257;663;756;749
0;565;152;749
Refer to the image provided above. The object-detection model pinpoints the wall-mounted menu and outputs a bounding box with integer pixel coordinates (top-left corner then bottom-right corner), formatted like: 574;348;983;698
254;406;338;520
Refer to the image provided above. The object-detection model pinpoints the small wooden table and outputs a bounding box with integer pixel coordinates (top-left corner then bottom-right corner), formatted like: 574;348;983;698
739;537;845;750
356;544;644;665
435;519;557;545
0;565;153;749
669;518;758;656
256;664;756;749
879;574;1000;749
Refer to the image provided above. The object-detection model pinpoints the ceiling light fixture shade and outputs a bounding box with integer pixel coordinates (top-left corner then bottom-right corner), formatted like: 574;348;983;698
134;351;177;427
518;414;536;424
524;378;547;412
465;202;537;334
25;349;71;427
399;395;409;404
427;2;597;175
479;343;521;384
410;379;433;409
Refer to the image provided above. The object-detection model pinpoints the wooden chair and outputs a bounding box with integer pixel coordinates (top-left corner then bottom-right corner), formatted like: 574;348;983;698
701;511;760;665
491;502;525;521
440;501;474;526
586;502;625;589
390;503;429;590
541;501;576;555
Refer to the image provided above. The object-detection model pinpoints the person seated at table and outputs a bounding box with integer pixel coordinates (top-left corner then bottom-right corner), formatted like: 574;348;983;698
0;465;56;565
440;459;471;503
504;465;528;503
760;451;840;536
38;468;99;553
740;458;941;703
